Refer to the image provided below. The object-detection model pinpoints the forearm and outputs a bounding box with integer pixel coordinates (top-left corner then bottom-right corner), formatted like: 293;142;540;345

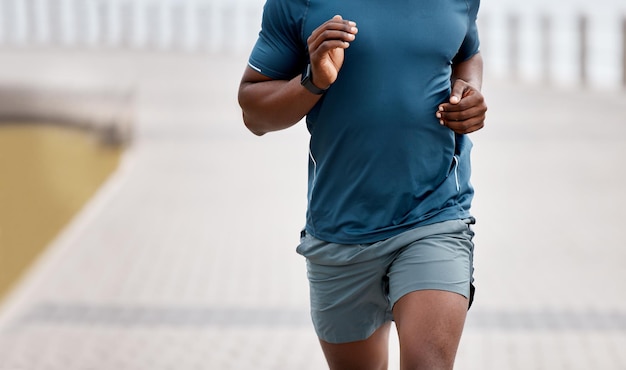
451;52;483;91
238;73;322;136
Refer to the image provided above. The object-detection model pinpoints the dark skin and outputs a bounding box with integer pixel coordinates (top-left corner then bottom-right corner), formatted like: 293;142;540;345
438;55;487;134
238;14;487;370
238;15;487;136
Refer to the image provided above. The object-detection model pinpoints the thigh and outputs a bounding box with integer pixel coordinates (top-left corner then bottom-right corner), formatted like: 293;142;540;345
387;219;475;369
393;290;468;370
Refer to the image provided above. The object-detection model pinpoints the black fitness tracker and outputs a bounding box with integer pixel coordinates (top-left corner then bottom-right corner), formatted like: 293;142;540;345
301;64;327;95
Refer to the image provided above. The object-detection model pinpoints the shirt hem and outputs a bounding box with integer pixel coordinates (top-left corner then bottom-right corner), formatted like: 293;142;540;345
306;208;473;245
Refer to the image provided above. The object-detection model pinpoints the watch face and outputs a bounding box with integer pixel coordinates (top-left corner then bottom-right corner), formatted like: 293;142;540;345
302;64;312;82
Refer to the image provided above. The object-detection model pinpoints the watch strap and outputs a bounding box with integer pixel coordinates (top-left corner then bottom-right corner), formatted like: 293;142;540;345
301;64;327;95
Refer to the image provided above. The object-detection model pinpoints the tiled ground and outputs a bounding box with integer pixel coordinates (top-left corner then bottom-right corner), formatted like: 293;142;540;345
0;51;624;369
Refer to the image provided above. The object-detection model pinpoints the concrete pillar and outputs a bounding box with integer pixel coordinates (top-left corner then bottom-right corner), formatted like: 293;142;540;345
578;14;588;87
208;2;224;53
6;0;29;46
507;13;520;80
540;14;552;85
58;0;77;47
181;1;199;53
622;16;626;89
155;0;173;51
32;0;51;45
129;0;148;49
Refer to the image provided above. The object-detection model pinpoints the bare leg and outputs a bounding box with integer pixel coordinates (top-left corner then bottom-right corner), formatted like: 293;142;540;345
319;322;392;370
393;290;468;370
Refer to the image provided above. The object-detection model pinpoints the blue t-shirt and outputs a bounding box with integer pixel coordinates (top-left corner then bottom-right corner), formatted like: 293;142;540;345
249;0;481;244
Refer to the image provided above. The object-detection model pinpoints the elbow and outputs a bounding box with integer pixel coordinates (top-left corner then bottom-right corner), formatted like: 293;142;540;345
242;112;267;136
238;88;266;136
246;125;267;137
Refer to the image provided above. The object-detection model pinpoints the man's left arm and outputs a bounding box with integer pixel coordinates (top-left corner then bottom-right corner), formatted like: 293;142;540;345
436;52;487;134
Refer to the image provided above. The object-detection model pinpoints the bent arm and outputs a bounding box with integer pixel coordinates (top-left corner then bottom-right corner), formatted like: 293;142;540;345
237;66;323;136
238;15;358;136
437;52;487;134
451;52;483;91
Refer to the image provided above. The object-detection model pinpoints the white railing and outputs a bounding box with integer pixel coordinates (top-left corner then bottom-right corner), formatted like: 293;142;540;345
0;0;264;53
479;8;626;90
1;0;625;90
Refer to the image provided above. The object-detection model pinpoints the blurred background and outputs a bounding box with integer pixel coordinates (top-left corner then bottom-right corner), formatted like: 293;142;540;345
0;0;625;369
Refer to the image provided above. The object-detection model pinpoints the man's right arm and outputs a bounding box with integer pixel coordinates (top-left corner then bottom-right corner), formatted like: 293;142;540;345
237;15;358;136
237;67;324;136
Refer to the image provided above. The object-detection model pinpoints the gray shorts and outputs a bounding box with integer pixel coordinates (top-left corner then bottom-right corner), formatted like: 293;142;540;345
296;218;475;344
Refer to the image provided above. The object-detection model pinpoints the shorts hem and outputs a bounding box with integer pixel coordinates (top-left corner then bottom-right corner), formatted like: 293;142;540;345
315;319;392;344
390;284;470;310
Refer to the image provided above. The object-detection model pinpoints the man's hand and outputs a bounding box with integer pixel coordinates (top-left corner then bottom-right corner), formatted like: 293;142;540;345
306;15;358;90
436;79;487;134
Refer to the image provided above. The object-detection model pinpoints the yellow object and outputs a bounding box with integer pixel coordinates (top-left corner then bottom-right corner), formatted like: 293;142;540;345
0;124;121;301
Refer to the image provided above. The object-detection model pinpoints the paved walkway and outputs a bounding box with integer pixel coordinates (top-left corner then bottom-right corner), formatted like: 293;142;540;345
0;50;625;369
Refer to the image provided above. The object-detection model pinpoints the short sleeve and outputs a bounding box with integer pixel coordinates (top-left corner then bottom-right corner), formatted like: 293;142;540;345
248;0;308;80
452;0;481;64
